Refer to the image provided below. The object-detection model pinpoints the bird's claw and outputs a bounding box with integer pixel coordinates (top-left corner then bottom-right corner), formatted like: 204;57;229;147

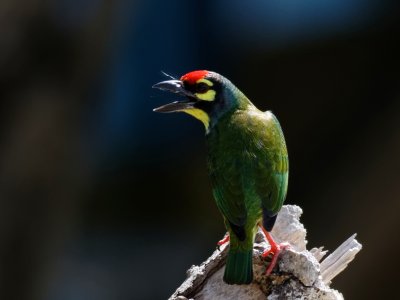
216;233;230;251
262;242;291;275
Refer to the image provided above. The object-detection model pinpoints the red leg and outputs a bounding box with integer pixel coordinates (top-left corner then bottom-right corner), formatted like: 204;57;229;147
217;232;230;250
260;227;290;275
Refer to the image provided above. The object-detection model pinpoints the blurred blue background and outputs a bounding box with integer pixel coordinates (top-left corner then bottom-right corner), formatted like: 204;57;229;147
0;0;399;299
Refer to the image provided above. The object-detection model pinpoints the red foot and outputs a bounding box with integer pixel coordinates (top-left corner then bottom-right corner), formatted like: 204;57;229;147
261;227;290;275
217;233;230;250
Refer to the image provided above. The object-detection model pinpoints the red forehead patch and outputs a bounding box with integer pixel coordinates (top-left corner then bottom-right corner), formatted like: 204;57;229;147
180;70;208;84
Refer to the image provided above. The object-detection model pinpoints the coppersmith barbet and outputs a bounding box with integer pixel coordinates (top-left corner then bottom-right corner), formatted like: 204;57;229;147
153;70;289;285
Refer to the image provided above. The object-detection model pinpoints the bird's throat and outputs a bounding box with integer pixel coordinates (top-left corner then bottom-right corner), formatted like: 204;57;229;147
182;108;210;131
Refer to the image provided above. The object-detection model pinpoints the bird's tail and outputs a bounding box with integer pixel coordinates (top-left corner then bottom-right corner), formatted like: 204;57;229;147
224;246;253;284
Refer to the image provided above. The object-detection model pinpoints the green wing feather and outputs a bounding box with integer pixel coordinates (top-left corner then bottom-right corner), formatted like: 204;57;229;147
208;150;247;228
254;112;289;214
207;110;288;229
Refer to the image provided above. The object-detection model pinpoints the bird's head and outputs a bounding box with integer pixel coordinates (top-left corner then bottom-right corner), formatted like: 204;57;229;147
153;70;250;132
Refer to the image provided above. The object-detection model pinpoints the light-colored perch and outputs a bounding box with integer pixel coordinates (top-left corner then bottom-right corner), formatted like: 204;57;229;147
169;205;362;300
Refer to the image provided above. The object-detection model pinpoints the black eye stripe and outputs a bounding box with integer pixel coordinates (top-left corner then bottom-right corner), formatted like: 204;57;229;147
196;82;210;93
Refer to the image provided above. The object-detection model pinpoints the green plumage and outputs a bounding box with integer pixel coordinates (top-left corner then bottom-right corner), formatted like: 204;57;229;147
153;71;288;285
206;77;288;284
224;249;253;284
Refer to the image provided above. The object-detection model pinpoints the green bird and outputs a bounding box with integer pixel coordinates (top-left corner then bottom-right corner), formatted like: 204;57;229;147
153;70;289;285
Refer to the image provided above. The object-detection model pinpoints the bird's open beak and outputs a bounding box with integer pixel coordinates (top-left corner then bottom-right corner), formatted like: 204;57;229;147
152;80;196;113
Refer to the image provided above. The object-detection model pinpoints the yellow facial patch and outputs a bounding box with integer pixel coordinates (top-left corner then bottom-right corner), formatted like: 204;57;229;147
182;108;210;130
196;78;214;87
195;78;216;101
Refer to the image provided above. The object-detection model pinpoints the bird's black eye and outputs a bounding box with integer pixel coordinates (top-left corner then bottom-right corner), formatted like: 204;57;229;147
196;82;210;94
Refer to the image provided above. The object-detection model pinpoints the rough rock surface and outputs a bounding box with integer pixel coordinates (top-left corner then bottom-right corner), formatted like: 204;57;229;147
169;205;362;300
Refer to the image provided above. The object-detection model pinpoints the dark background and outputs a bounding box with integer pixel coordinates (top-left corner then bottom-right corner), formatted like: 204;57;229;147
0;1;399;299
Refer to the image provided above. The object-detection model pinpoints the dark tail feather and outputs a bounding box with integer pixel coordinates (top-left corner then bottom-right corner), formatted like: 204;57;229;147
223;248;253;285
